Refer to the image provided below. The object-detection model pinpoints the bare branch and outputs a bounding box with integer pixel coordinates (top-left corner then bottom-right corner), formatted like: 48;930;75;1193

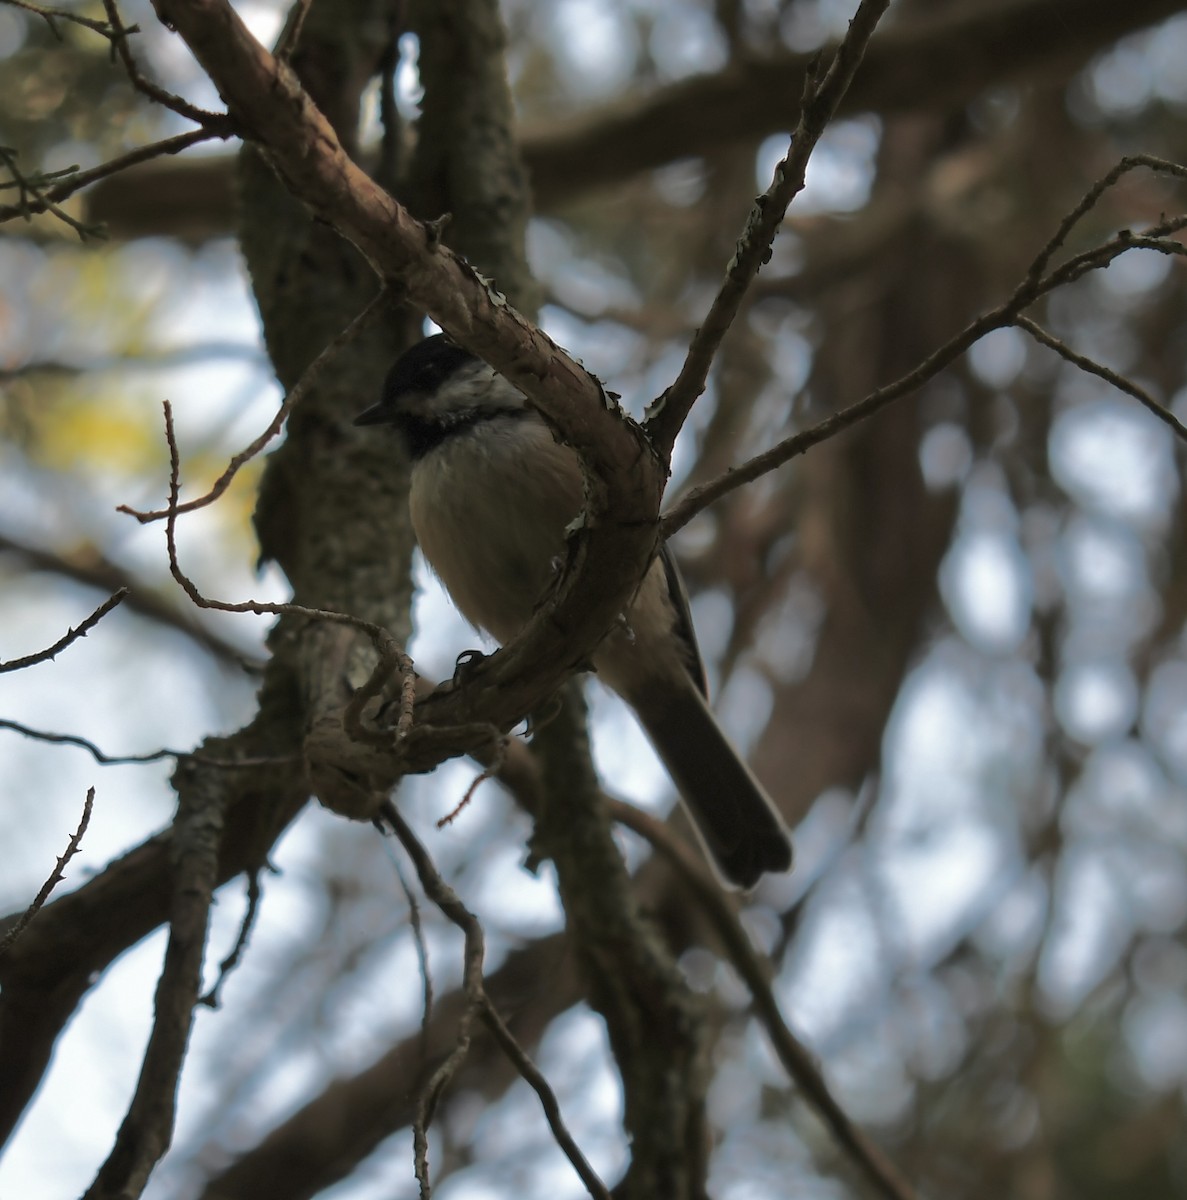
436;759;501;828
83;765;225;1200
662;156;1187;537
0;754;308;1147
1033;216;1187;294
523;0;1187;209
0;145;106;239
119;287;391;524
0;129;231;228
379;800;610;1200
101;0;230;127
660;302;1010;537
1024;153;1187;288
0;788;95;961
607;799;918;1200
0;719;295;773
0;531;262;671
199;869;264;1008
84;0;1187;232
380;800;484;1197
0;589;128;674
386;843;434;1060
139;400;417;755
1014;316;1187;440
0;0;238;243
529;686;707;1195
0;719;178;764
0;0;132;42
645;0;892;457
478;998;612;1200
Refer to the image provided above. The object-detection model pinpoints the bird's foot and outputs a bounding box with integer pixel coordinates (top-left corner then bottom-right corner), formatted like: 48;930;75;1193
452;648;488;687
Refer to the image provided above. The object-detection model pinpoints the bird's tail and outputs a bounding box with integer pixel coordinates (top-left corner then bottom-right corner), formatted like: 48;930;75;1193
629;681;793;889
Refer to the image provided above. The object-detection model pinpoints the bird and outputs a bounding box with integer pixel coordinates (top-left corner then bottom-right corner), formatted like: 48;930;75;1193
354;333;793;887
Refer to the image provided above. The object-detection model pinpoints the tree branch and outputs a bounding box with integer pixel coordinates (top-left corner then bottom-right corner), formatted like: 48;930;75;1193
0;129;230;229
118;286;392;524
0;532;263;671
82;0;1186;233
1015;315;1187;437
524;0;1186;206
141;0;667;792
607;799;917;1200
0;788;95;961
380;801;610;1200
661;156;1187;538
83;764;226;1200
646;0;891;457
530;686;708;1197
0;0;132;42
0;719;177;765
0;589;127;673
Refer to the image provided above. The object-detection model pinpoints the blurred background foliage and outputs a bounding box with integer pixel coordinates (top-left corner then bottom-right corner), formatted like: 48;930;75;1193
3;0;1187;1198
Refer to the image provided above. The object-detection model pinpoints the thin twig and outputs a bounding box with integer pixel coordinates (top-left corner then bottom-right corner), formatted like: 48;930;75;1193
662;157;1187;537
436;758;501;828
379;800;610;1200
0;718;177;763
661;302;1013;537
1024;154;1187;288
101;0;228;126
0;589;128;674
605;798;918;1200
398;851;435;1058
375;807;435;1055
0;787;95;960
0;145;105;239
380;801;486;1199
119;287;391;524
132;400;416;743
0;717;295;769
478;997;612;1200
1014;315;1187;440
1;0;132;41
645;0;892;457
0;162;78;190
0;530;263;671
0;129;230;227
199;869;264;1008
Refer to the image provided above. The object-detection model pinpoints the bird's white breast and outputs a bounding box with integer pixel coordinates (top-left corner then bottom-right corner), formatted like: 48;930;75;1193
409;415;585;644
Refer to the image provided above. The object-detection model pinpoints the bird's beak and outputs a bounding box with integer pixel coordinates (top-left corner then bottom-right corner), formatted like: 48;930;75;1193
353;403;393;426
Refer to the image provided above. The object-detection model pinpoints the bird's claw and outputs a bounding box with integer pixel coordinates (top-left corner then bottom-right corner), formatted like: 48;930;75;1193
452;648;487;686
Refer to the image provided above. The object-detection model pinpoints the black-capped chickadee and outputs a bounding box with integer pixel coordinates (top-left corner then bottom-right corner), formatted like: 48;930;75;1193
354;334;793;888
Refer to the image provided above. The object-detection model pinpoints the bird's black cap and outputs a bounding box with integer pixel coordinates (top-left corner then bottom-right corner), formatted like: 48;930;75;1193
353;334;478;426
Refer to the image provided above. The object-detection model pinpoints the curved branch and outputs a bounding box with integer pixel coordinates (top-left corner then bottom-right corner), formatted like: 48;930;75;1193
146;0;668;781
